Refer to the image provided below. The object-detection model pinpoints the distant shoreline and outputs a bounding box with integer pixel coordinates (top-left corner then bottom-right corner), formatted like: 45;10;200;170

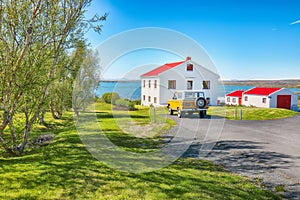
221;79;300;88
100;79;300;88
100;80;140;83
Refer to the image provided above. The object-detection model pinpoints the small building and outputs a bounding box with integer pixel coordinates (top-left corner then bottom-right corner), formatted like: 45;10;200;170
242;87;298;110
140;57;220;106
225;90;244;106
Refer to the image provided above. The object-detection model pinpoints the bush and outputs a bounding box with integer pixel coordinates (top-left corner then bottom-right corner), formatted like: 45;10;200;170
115;98;136;111
132;99;141;105
95;96;103;103
101;92;120;104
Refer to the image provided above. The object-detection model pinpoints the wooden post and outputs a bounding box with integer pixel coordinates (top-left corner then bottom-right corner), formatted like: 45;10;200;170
234;107;237;120
240;109;243;120
153;107;156;123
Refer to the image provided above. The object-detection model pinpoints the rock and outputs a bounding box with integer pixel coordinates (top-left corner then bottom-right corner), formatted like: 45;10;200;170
29;134;53;146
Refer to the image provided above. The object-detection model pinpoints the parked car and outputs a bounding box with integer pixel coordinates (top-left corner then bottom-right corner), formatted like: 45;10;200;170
167;90;209;118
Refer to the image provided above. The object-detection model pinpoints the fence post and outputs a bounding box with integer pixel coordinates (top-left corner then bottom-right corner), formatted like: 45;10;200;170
234;107;237;120
240;109;243;120
153;106;156;123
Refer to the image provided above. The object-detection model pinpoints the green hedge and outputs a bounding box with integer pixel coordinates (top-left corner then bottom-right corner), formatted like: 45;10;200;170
101;92;120;104
115;98;135;111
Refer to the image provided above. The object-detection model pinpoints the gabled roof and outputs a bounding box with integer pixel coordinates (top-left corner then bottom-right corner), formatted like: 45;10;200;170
141;61;185;77
226;90;244;97
243;87;282;96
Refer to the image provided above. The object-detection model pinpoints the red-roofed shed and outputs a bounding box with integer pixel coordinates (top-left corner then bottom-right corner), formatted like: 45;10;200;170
242;87;298;110
243;87;281;96
225;90;244;105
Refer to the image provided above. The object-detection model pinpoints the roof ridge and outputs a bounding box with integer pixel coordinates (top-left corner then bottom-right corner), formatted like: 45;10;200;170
141;60;185;77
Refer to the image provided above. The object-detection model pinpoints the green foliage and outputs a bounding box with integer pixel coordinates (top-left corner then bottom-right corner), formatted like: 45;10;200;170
115;98;135;111
72;48;101;116
132;99;141;105
101;92;120;104
0;0;107;154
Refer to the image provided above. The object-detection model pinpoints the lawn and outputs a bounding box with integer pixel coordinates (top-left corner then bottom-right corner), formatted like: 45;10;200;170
207;106;299;120
0;103;280;199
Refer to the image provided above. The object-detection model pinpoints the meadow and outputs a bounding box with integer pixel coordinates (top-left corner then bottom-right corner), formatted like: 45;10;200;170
0;103;286;199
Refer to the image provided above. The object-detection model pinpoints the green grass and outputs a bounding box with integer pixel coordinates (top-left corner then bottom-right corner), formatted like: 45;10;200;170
0;103;280;199
208;106;299;120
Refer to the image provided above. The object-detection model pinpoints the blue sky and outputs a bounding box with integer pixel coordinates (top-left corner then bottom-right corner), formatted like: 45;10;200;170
85;0;300;80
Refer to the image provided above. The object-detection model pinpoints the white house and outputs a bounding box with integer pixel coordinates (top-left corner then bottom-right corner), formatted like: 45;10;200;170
225;90;244;106
140;57;220;106
242;87;298;111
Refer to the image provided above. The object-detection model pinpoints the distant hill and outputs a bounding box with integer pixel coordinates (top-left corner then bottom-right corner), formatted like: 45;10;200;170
222;79;300;88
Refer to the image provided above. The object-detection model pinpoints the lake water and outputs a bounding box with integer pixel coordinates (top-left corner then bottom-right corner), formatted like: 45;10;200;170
95;81;300;100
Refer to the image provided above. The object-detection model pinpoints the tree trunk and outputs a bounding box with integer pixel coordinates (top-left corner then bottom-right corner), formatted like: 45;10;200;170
39;110;45;125
50;99;60;119
74;107;79;117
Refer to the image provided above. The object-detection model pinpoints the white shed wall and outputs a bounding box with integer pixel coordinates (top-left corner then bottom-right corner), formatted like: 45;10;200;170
242;95;270;108
225;96;240;106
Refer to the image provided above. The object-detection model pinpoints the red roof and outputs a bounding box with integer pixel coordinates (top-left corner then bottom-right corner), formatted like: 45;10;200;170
226;90;244;97
141;61;184;77
244;87;282;96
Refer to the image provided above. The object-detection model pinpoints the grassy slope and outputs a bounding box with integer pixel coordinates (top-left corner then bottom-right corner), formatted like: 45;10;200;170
0;104;280;199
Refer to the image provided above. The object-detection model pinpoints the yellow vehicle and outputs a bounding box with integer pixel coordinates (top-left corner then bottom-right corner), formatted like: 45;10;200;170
167;90;209;118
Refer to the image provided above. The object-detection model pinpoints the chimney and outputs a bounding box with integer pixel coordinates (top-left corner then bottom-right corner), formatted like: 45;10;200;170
186;56;191;61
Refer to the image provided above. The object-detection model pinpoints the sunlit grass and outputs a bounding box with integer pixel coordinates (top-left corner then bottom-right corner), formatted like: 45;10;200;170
0;105;281;199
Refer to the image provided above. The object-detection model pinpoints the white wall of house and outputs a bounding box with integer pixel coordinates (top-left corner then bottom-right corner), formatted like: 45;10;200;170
141;60;220;106
158;62;219;105
225;96;240;106
141;77;160;106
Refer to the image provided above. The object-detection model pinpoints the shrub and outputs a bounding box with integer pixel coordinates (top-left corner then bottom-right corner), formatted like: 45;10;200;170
95;96;103;103
101;92;120;104
132;99;141;105
115;98;136;111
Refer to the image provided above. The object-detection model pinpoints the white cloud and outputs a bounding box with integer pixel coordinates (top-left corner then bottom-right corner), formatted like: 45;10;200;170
290;20;300;25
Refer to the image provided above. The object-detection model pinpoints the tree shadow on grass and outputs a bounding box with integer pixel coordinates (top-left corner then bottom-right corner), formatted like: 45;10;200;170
0;117;280;200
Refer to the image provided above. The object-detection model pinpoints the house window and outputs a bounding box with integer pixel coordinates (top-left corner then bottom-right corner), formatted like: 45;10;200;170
187;64;193;71
227;97;230;102
203;80;210;89
154;80;157;88
244;96;248;101
148;80;151;88
187;80;193;90
232;98;236;103
143;80;145;88
143;95;145;101
168;80;176;89
262;98;267;103
148;96;151;102
154;97;157;104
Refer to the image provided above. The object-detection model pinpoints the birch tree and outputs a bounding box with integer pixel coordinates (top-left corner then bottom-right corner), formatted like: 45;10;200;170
0;0;106;154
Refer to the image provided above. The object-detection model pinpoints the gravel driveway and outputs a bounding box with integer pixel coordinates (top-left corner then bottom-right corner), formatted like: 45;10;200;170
165;113;300;199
